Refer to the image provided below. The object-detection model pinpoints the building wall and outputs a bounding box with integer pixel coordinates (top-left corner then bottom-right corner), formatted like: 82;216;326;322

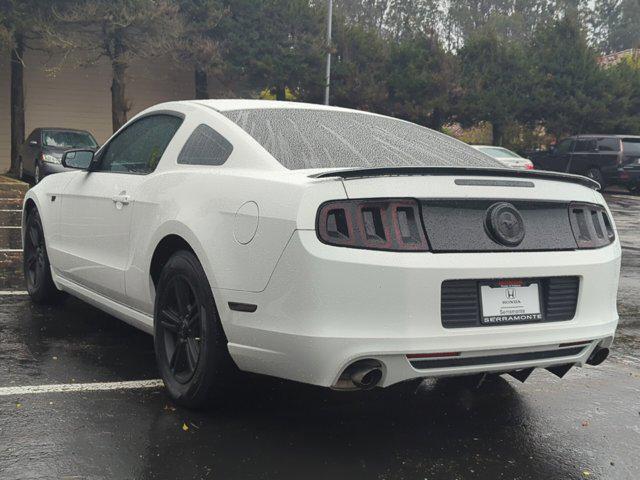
0;48;194;173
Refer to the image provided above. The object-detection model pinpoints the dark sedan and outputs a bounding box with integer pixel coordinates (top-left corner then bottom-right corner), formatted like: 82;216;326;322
18;128;98;184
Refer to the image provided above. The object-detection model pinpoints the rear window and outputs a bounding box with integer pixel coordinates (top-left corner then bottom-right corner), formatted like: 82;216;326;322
42;130;97;148
622;138;640;155
222;108;502;170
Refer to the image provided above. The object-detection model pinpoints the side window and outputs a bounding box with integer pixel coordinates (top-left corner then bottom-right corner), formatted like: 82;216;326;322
556;139;573;154
97;114;183;174
178;124;233;166
596;137;620;152
573;139;597;153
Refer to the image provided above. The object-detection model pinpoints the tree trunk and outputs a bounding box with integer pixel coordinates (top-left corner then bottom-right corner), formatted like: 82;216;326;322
430;107;444;132
10;33;25;175
194;67;209;99
275;85;286;101
111;38;129;132
492;122;503;146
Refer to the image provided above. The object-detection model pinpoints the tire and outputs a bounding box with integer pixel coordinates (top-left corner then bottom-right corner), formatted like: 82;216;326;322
34;164;41;185
586;168;605;191
153;250;238;409
18;158;24;181
23;209;65;304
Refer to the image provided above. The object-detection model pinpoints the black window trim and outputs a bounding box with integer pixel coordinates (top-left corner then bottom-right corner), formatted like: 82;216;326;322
92;110;185;176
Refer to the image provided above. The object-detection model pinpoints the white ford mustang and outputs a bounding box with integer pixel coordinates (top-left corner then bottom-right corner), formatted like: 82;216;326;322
22;100;620;407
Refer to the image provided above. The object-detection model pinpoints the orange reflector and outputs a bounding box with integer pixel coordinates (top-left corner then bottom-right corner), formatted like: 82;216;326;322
406;352;460;359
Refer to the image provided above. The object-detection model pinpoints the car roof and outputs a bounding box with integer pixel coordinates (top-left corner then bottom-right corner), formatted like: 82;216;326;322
189;99;375;115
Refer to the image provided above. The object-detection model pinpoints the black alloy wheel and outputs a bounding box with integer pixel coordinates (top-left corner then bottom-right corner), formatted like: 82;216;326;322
23;210;64;304
157;274;204;384
154;250;238;408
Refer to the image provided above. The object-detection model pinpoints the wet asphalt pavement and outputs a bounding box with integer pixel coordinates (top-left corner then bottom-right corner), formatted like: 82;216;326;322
1;192;639;480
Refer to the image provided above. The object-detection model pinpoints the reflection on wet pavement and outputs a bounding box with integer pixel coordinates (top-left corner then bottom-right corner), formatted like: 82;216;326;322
0;192;638;480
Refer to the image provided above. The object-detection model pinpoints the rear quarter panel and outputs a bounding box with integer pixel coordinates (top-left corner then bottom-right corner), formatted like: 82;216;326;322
126;170;346;315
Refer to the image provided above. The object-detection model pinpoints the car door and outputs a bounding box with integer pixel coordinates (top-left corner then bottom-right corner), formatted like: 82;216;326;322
594;137;621;172
54;114;183;303
543;138;574;172
567;137;597;175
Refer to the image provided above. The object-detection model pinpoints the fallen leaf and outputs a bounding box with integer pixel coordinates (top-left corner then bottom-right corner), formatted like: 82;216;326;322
15;403;21;409
582;469;591;477
581;420;589;427
182;423;189;432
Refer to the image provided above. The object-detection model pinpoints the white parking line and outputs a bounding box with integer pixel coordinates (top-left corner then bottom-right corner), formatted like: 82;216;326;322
0;379;164;396
0;291;28;295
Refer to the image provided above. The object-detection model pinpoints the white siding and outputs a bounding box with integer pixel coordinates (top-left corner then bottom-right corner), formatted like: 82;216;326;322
0;48;194;173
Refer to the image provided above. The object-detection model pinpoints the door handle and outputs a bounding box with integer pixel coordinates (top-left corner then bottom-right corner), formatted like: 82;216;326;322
112;194;131;205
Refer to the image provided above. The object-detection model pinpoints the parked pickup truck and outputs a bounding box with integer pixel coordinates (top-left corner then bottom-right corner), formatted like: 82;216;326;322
529;135;640;193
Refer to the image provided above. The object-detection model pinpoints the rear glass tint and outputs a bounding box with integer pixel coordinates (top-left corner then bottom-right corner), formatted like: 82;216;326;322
223;108;502;170
622;138;640;155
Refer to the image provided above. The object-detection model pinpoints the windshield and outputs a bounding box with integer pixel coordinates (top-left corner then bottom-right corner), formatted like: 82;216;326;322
477;146;522;159
223;108;503;170
42;130;97;149
622;138;640;156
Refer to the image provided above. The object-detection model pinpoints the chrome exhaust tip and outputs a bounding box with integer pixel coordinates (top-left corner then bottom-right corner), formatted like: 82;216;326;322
334;359;383;390
351;366;383;390
587;347;609;366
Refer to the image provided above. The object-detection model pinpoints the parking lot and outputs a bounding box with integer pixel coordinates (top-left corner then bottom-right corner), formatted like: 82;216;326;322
0;191;639;480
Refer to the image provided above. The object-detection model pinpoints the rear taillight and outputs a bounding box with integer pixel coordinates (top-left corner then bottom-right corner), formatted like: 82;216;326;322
316;199;429;251
568;203;615;248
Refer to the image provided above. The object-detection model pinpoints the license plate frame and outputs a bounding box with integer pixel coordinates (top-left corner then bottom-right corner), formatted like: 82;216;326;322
479;279;544;325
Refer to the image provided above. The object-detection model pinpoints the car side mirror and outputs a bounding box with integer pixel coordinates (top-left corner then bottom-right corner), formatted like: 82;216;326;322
62;149;94;170
548;145;557;154
29;140;38;146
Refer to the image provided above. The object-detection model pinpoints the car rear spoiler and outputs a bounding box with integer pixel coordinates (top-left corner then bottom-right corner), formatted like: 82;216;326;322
310;166;599;189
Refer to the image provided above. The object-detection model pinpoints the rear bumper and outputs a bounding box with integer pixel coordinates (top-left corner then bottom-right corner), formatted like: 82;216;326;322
221;231;621;388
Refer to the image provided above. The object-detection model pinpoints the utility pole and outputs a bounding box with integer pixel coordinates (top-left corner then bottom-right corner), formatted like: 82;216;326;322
324;0;333;105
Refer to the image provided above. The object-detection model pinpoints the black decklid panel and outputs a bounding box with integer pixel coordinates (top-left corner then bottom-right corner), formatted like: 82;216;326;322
421;199;577;252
